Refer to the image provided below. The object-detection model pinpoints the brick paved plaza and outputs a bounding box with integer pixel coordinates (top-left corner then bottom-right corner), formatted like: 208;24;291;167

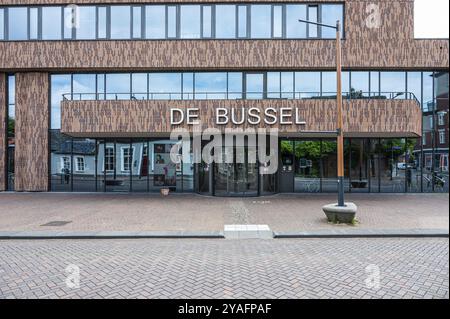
0;193;448;232
0;238;448;299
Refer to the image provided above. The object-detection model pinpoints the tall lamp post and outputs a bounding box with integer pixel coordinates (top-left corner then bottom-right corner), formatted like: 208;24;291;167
299;19;345;206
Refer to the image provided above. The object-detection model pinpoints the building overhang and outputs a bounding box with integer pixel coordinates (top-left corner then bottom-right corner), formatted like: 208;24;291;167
61;98;422;138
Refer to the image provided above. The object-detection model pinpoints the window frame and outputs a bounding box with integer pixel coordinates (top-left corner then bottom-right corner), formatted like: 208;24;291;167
121;146;135;172
75;156;85;172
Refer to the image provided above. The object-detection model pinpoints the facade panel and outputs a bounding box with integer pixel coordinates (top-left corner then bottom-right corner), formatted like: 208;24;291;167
14;73;49;191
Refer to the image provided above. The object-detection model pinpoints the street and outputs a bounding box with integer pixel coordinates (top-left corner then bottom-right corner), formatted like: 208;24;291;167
0;238;448;299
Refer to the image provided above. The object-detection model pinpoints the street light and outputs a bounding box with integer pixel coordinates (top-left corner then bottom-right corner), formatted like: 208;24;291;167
299;19;345;206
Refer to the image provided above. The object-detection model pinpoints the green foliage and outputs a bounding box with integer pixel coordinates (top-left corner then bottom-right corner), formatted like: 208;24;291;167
8;118;15;137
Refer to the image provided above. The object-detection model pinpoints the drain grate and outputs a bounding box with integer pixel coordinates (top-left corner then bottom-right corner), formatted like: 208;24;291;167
40;221;72;227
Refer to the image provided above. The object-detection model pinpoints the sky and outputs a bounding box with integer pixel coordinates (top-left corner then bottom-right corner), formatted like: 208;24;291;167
414;0;449;38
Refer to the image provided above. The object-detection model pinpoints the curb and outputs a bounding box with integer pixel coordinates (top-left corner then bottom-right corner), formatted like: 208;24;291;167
0;231;225;240
274;228;449;238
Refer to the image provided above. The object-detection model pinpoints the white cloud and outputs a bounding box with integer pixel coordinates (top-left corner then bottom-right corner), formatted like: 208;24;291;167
414;0;449;38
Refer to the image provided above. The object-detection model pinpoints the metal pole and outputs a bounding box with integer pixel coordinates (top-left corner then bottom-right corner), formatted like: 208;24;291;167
336;20;345;207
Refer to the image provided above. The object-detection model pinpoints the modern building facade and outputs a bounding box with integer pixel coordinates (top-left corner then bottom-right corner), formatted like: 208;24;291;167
0;0;448;196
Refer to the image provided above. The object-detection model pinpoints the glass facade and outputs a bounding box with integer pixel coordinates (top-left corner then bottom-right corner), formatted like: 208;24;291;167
46;71;449;194
0;3;344;41
52;71;422;129
7;75;15;190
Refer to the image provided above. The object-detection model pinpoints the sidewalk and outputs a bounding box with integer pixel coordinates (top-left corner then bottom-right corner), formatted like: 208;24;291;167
0;193;448;238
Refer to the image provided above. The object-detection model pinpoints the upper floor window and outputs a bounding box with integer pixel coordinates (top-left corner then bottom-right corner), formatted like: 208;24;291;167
0;3;345;41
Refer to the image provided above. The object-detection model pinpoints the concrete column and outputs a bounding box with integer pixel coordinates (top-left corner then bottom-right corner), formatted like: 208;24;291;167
14;72;49;191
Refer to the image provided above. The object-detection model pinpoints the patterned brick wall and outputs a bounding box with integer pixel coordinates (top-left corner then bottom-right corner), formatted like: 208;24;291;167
61;98;422;137
0;0;448;71
14;73;49;191
0;74;6;191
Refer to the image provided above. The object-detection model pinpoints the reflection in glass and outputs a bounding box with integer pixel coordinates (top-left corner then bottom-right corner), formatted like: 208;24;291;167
8;7;28;40
380;72;406;99
307;5;318;37
29;8;39;39
321;140;338;192
267;72;280;99
0;9;4;39
149;73;181;99
132;73;147;100
350;72;369;98
132;6;142;38
42;7;62;40
76;6;96;39
321;4;343;38
294;141;321;192
202;6;212;38
216;5;236;39
146;6;165;39
51;75;72;129
273;5;283;38
246;74;264;99
97;7;107;38
281;72;294;99
180;73;192;99
195;73;227;99
407;72;422;104
106;74;131;99
349;139;369;192
110;6;131;39
180;5;201;39
63;6;73;39
237;6;247;38
295;72;320;98
250;5;271;38
228;73;243;99
72;74;96;100
286;5;306;38
167;6;177;38
7;75;15;191
370;71;380;97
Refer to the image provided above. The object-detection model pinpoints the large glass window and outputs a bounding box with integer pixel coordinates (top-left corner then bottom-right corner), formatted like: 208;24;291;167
321;4;344;38
215;5;236;39
246;73;264;99
237;5;247;38
250;5;271;38
180;5;201;39
295;72;320;98
149;73;182;99
72;74;96;100
76;6;96;39
63;6;74;39
132;73;147;100
202;6;212;38
0;9;4;39
8;7;28;40
286;5;307;38
42;7;62;40
407;72;422;104
273;5;283;38
110;6;131;39
380;72;406;99
106;73;131;99
167;6;177;38
50;75;72;129
267;72;281;99
97;7;107;39
350;72;370;98
29;8;39;40
228;73;243;99
145;6;165;39
307;5;318;38
132;6;142;39
195;73;227;99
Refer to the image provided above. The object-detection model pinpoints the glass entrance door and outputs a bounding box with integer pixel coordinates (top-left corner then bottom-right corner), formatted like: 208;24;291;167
214;146;258;196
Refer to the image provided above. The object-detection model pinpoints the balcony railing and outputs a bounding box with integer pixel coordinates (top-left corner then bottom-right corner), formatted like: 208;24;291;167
62;91;420;103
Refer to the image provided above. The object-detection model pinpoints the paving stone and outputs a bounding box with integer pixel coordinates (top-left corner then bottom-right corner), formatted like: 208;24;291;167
0;238;448;299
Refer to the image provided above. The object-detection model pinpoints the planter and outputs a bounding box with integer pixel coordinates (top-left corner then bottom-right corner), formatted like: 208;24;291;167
160;188;170;196
322;202;358;224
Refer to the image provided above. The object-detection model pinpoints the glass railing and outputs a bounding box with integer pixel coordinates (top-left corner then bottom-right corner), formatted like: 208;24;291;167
62;91;420;103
